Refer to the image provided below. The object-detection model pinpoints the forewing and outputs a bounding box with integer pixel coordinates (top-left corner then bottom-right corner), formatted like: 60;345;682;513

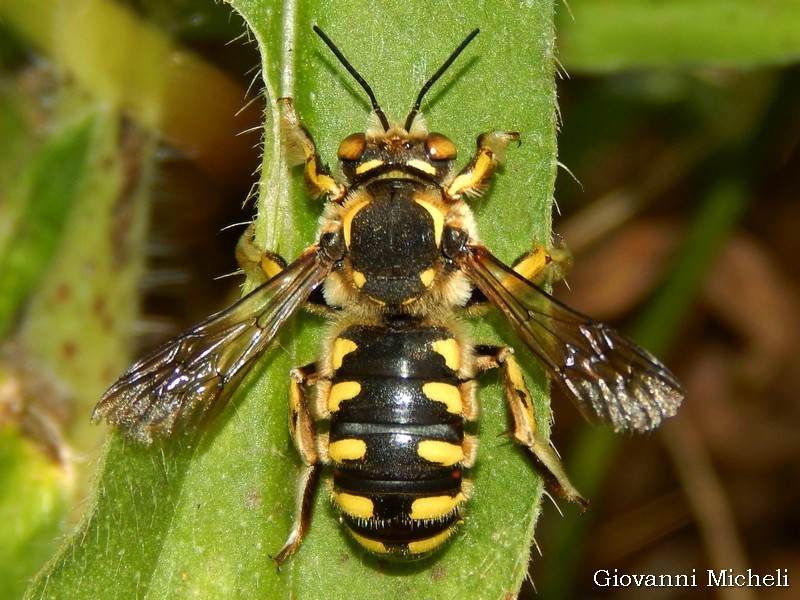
92;247;332;443
460;245;684;432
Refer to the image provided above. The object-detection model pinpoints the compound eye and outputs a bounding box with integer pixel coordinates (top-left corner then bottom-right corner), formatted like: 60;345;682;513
337;133;367;161
425;133;457;161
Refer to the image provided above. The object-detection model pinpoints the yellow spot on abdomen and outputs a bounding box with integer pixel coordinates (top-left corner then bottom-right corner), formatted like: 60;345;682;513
431;339;461;371
407;527;457;555
331;338;357;371
260;255;284;279
328;381;361;412
410;493;465;520
422;382;462;414
333;491;374;519
349;531;390;555
417;440;464;466
329;438;367;462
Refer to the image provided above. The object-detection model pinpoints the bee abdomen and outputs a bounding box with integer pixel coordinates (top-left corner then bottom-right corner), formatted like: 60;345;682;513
329;420;466;559
326;323;470;558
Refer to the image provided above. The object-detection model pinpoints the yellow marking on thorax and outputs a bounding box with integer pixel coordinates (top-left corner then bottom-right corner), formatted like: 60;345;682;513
333;491;374;519
406;159;437;175
328;381;361;412
342;198;370;247
331;338;358;371
328;438;367;462
414;198;444;246
352;269;367;289
431;339;461;372
355;159;384;175
422;382;462;414
419;268;436;287
349;531;390;555
407;527;457;555
410;493;465;520
417;439;464;466
401;295;421;306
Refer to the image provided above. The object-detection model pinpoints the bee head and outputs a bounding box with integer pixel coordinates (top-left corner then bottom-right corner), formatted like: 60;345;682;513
313;25;476;184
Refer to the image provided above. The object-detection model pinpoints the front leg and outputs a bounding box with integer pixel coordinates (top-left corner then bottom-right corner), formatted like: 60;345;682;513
279;97;346;202
444;131;520;200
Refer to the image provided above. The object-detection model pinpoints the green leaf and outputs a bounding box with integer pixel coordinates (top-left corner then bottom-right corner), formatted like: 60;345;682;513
0;115;94;337
27;1;560;598
0;422;73;600
0;0;257;183
557;0;800;72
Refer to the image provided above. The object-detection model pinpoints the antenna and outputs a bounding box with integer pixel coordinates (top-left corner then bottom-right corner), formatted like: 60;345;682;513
404;29;480;132
313;25;390;131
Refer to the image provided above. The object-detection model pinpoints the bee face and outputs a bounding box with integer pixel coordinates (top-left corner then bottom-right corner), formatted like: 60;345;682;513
338;127;457;186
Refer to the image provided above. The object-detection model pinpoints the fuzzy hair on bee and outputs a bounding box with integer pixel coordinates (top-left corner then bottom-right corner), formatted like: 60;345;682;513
93;25;683;563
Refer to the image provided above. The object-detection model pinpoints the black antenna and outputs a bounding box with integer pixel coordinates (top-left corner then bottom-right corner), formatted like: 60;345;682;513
313;25;390;131
404;29;480;132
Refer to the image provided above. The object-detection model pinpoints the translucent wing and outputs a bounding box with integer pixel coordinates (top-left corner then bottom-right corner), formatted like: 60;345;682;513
92;246;333;443
460;244;684;432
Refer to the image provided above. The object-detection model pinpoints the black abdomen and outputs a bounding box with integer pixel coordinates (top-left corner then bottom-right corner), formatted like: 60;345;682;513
326;322;470;558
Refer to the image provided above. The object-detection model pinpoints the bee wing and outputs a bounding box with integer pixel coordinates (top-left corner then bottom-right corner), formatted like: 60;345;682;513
460;244;684;433
92;246;333;443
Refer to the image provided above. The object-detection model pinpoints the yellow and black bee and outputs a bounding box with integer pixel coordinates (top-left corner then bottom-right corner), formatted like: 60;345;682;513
93;26;683;563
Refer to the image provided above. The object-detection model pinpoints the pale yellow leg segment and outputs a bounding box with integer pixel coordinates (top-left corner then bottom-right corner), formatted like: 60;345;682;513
444;131;520;200
273;364;322;566
511;239;573;287
288;365;320;466
476;346;589;511
235;224;288;287
279;97;346;202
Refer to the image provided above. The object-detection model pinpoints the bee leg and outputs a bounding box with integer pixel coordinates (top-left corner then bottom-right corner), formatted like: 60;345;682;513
475;345;589;511
235;223;288;287
511;238;573;287
444;131;520;200
273;363;322;566
236;224;337;312
278;97;346;202
462;241;573;310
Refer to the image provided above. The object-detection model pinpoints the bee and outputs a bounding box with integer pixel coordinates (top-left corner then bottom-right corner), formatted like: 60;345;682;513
93;26;683;563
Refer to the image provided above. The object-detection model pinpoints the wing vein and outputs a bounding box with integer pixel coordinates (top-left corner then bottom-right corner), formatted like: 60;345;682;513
459;244;683;432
